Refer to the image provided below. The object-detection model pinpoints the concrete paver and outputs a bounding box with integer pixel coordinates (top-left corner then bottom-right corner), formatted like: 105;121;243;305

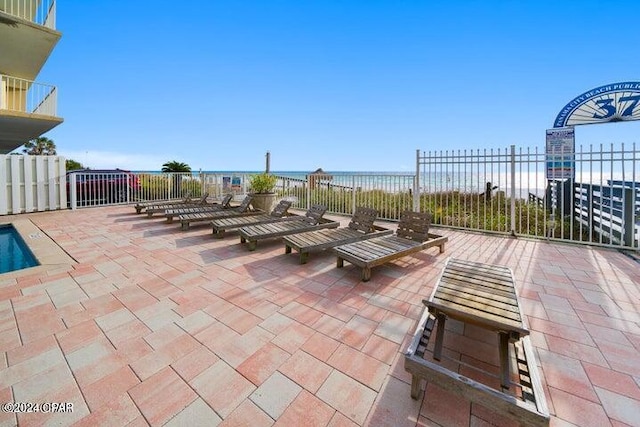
0;205;639;426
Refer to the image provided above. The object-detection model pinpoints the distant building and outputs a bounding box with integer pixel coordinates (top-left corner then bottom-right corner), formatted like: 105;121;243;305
307;168;333;189
0;1;63;153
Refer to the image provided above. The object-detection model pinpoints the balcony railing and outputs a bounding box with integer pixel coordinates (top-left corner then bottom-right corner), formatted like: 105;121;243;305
0;0;56;29
0;74;58;117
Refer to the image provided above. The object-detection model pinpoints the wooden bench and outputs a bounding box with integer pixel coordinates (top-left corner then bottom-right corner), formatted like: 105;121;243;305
334;211;447;281
239;218;339;251
211;200;293;238
238;204;339;251
165;205;225;223
134;195;191;214
179;195;254;230
144;193;210;217
282;207;393;264
404;258;549;426
165;194;233;222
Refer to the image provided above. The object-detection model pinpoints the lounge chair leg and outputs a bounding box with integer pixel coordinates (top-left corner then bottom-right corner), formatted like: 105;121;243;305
181;222;189;231
300;252;308;264
439;243;445;254
336;257;344;268
361;268;371;282
213;230;224;239
248;241;257;251
136;207;142;214
240;236;246;243
285;245;292;254
410;375;421;399
433;313;447;361
166;216;173;223
499;332;510;390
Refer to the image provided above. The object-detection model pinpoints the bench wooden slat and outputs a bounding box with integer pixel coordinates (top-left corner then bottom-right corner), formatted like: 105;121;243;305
237;206;339;250
286;228;360;247
441;273;516;298
435;284;520;314
241;218;337;239
211;200;294;237
438;280;518;307
180;209;259;230
337;237;420;261
445;263;514;286
426;258;529;335
431;291;523;325
430;295;525;331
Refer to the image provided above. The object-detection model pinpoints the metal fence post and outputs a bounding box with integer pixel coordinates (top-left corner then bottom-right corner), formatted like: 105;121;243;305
414;149;420;212
623;187;635;248
352;175;357;214
70;172;77;210
242;174;248;196
510;145;516;235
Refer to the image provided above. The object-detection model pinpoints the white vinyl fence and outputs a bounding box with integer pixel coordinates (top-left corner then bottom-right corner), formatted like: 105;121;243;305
0;155;66;215
69;171;416;221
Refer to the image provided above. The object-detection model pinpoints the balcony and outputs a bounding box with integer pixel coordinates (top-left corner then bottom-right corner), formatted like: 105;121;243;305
0;0;56;28
0;74;63;153
0;0;61;80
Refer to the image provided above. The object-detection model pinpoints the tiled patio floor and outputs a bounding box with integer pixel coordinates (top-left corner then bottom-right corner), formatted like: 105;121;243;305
1;206;640;426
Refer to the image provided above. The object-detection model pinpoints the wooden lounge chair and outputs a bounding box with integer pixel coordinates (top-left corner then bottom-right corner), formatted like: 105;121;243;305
238;204;339;251
282;207;393;264
134;192;192;214
145;192;210;218
179;195;256;230
334;210;448;281
164;194;233;223
211;200;293;238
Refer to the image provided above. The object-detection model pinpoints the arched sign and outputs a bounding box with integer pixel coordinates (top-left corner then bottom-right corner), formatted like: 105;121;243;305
553;81;640;128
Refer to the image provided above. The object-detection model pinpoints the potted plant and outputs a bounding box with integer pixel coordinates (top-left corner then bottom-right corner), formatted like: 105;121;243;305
249;173;278;212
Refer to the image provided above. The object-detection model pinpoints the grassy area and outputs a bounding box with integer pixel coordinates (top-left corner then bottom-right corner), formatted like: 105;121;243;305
137;174;203;200
278;186;594;241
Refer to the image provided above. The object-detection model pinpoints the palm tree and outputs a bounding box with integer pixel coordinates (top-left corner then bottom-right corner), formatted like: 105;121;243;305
22;137;57;155
161;161;192;197
161;161;191;172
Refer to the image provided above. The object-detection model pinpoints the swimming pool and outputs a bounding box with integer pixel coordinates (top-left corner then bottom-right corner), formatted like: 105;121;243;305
0;224;39;274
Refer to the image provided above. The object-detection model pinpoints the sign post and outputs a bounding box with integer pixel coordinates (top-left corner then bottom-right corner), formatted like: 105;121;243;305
545;127;575;228
545;127;575;180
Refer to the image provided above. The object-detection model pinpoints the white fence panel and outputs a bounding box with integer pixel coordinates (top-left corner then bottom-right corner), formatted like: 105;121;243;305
0;155;65;215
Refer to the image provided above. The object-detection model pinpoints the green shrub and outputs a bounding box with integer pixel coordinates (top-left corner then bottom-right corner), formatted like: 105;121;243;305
249;173;277;194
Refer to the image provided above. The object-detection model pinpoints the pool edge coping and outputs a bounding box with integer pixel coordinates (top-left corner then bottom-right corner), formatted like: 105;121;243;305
0;219;76;280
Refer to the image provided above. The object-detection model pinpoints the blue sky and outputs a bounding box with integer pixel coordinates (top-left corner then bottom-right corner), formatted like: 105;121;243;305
38;0;640;172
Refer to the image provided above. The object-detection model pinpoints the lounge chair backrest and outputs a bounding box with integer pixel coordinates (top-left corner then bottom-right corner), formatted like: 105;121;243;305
303;204;327;224
182;191;193;203
196;192;210;204
270;200;292;217
237;195;254;212
396;210;432;242
221;193;233;208
348;207;378;233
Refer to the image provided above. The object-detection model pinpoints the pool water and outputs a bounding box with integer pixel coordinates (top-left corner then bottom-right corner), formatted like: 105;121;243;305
0;225;39;274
